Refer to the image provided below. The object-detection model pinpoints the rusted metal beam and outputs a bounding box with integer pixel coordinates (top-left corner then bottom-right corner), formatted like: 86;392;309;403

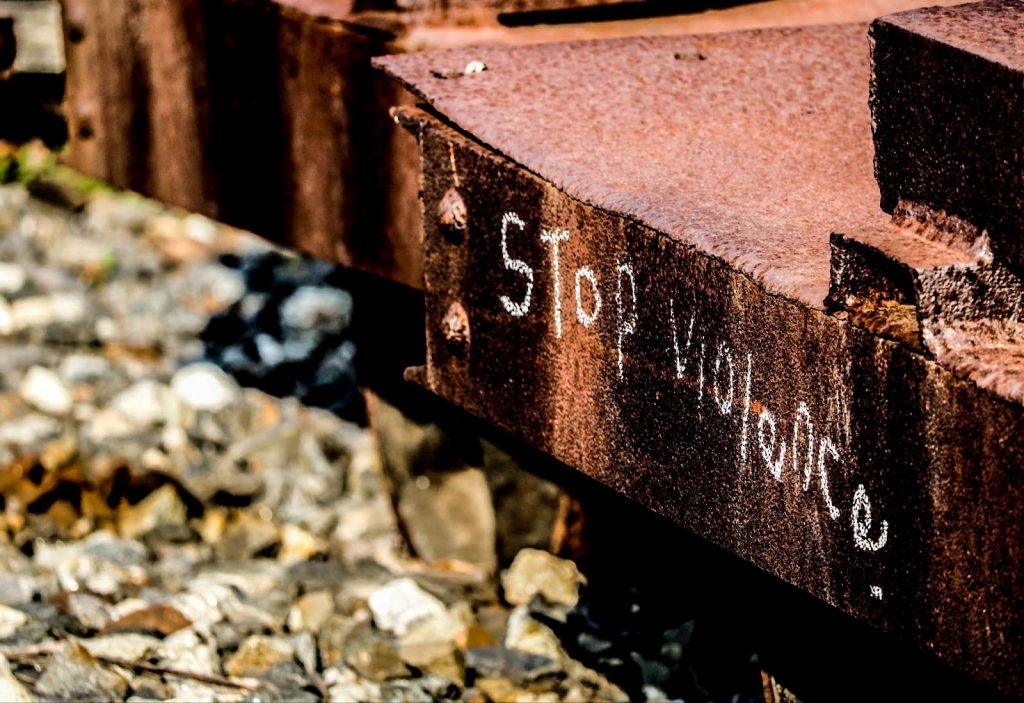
377;12;1024;695
58;0;962;288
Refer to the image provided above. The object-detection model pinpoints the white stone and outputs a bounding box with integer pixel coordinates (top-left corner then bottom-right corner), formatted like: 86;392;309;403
171;363;239;412
84;408;138;441
19;366;73;415
325;666;381;703
287;590;334;634
0;654;34;703
0;298;12;335
505;606;566;662
58;354;112;383
81;633;161;663
0;604;27;638
10;293;86;330
368;578;448;638
0;414;61;445
502;548;585;607
182;213;218;244
110;380;169;427
157;628;218;676
280;287;352;333
0;264;26;294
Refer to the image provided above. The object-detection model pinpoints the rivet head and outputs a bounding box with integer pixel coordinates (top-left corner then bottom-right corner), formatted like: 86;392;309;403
443;301;470;352
438;188;467;239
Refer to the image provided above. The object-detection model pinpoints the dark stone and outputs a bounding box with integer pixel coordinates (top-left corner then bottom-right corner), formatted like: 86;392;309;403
35;643;129;702
464;647;561;686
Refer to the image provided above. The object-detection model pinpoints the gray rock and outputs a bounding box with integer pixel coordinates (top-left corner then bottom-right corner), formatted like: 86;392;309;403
398;637;463;685
0;298;11;335
4;603;91;644
35;642;129;701
278;524;326;566
18;365;72;415
10;294;86;332
287;589;334;633
280;287;352;333
477;678;561;703
188;262;245;309
504;606;566;662
118;484;188;540
155;628;218;678
368;578;448;638
80;633;161;663
109;380;169;428
0;571;58;608
58;354;111;384
344;623;410;682
83;408;139;441
398;468;497;570
0;653;33;703
318;614;363;669
261;660;316;691
245;678;320;703
0;413;61;446
79;531;149;567
224;635;296;678
379;680;435;703
502;549;585;608
255;334;286;366
212;620;260;653
481;440;563;565
289;631;319;680
464;647;562;685
214;512;280;561
324;666;382;703
0;263;26;294
65;592;111;631
0;604;28;637
128;673;170;701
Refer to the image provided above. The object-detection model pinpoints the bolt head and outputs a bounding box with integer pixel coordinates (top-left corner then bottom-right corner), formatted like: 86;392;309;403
443;301;470;352
438;188;467;238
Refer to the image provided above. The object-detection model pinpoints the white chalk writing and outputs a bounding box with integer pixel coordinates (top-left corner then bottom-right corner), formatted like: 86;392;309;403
575;267;602;327
616;262;637;379
540;228;570;337
853;483;889;552
491;212;891;583
499;212;533;317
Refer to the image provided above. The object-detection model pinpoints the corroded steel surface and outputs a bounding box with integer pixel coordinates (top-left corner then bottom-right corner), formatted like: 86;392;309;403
378;26;891;308
871;1;1024;277
382;23;1024;696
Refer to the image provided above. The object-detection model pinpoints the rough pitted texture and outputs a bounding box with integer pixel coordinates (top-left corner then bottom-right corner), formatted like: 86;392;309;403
378;26;890;308
876;0;1024;69
870;1;1024;276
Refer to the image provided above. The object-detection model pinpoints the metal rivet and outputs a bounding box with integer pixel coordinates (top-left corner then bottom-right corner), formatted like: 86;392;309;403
443;301;470;353
438;188;467;240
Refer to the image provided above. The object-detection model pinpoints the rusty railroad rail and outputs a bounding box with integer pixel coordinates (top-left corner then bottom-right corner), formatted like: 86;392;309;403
55;0;1024;699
